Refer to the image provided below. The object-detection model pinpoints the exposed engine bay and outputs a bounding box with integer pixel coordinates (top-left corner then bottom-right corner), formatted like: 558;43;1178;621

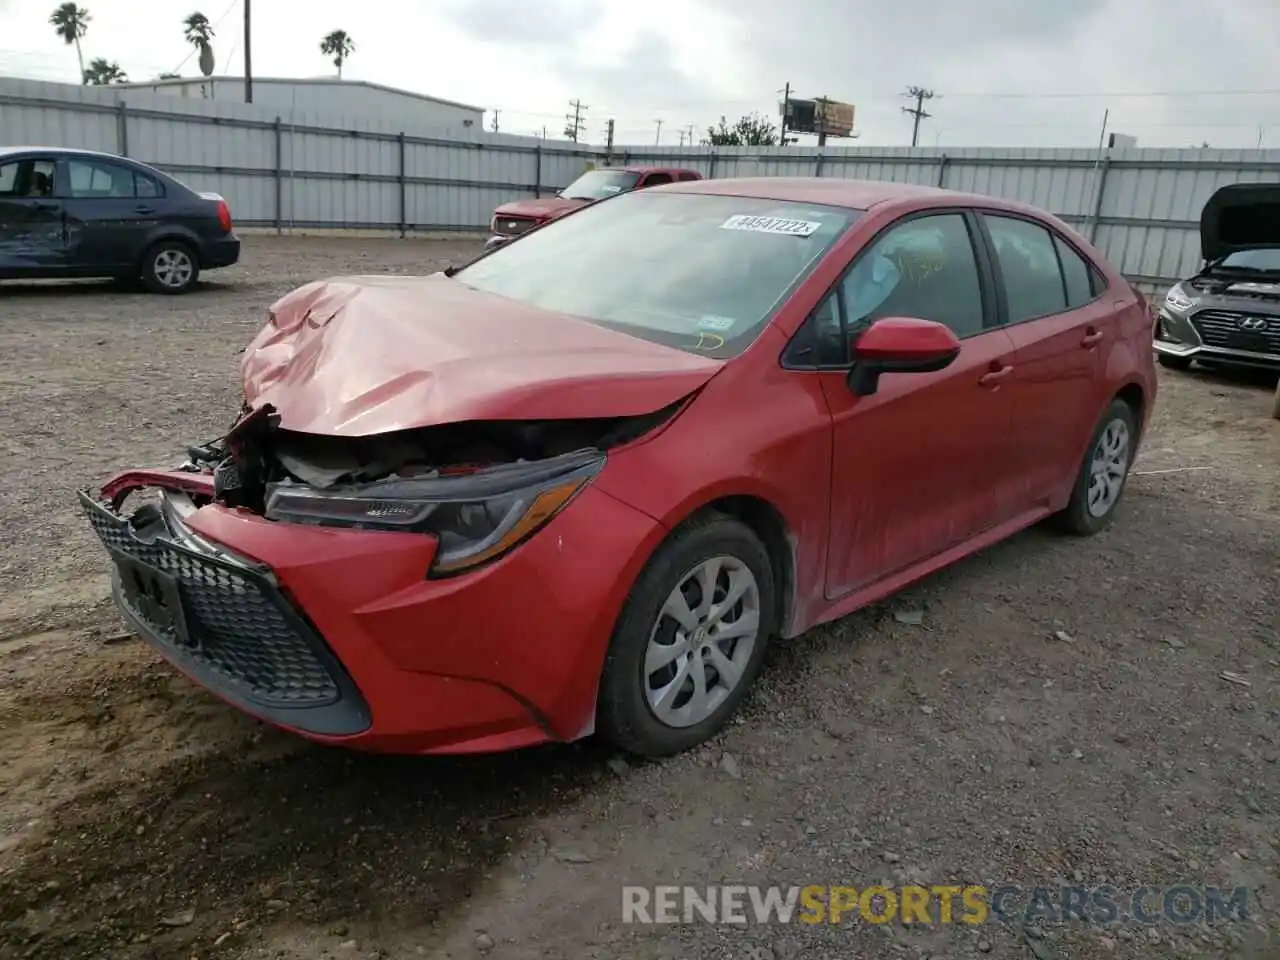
184;399;683;516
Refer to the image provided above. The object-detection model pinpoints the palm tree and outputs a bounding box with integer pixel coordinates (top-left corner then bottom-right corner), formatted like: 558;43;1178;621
319;29;355;78
83;57;127;85
49;3;90;84
183;11;216;76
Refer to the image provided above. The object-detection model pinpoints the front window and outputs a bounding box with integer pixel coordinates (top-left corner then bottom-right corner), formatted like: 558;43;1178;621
1213;249;1280;273
559;169;641;201
453;192;859;358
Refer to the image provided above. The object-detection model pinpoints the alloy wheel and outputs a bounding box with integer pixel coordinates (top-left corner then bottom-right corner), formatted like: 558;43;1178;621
1086;418;1130;518
643;555;761;728
153;249;194;289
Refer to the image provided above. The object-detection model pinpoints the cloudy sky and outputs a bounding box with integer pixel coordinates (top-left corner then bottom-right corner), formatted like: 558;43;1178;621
1;0;1277;149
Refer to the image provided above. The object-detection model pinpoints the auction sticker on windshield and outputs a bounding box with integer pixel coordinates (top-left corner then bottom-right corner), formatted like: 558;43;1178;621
720;215;821;237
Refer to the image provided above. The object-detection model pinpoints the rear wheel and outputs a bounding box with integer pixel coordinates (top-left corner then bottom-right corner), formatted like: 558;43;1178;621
141;241;199;294
1157;353;1193;371
596;514;775;757
1053;399;1138;536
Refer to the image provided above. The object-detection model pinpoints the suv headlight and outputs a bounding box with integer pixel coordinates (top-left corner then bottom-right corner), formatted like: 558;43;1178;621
1164;285;1195;313
264;448;604;576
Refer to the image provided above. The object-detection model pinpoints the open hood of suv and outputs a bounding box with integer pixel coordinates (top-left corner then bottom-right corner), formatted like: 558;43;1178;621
241;274;722;437
1201;183;1280;262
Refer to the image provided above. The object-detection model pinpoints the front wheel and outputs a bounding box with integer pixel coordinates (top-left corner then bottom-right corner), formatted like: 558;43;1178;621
1053;399;1138;536
596;514;776;758
141;241;199;294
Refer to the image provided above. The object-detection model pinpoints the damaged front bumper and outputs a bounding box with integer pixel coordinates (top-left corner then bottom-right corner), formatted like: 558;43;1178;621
79;464;665;754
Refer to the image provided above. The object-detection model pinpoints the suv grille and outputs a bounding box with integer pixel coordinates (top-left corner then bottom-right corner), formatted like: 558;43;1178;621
1190;310;1280;355
81;493;356;714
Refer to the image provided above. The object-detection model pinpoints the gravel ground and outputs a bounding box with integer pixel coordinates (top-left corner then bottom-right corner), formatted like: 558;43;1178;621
0;236;1277;960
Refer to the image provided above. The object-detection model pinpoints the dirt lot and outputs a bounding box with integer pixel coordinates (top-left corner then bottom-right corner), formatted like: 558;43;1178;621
0;236;1277;960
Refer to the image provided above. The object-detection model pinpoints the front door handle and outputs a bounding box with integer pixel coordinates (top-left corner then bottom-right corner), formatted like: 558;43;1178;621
979;363;1014;388
134;204;155;215
32;201;59;211
1081;328;1103;348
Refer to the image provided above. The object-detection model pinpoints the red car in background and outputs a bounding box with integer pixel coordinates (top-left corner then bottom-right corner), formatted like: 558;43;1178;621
82;178;1155;760
485;165;702;250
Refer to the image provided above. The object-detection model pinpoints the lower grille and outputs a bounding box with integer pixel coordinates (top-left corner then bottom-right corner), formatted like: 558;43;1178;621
80;492;364;726
1190;310;1280;355
492;216;537;237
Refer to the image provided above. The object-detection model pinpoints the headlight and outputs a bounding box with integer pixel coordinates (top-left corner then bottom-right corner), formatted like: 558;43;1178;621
1164;286;1195;312
263;449;604;576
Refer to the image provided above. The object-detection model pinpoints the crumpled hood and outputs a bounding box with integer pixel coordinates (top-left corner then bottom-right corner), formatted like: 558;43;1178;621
492;196;587;221
241;274;723;437
1200;183;1280;262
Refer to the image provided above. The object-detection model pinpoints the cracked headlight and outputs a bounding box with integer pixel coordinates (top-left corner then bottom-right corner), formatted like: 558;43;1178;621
264;448;604;576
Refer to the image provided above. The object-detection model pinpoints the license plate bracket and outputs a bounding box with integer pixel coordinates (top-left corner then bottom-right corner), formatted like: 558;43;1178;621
113;554;194;650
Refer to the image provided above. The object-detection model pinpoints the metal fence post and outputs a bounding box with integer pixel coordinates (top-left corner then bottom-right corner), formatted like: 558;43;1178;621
397;132;407;238
1088;157;1111;243
708;151;717;179
814;151;824;177
936;154;949;187
116;101;128;157
273;117;283;234
534;143;542;198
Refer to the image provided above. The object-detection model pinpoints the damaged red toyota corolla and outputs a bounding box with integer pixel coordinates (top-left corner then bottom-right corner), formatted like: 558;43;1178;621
81;178;1157;757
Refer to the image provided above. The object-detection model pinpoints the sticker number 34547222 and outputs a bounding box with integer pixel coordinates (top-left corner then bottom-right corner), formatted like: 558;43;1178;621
720;215;821;237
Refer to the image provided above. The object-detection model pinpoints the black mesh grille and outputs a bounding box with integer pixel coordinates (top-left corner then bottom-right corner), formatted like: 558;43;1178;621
1191;310;1280;355
82;494;342;709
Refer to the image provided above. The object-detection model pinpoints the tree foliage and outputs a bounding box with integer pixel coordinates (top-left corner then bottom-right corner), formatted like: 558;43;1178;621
319;29;355;78
83;57;127;84
49;3;90;84
702;113;779;147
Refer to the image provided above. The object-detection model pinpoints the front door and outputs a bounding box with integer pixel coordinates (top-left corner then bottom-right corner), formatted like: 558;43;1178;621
0;156;67;274
820;211;1023;598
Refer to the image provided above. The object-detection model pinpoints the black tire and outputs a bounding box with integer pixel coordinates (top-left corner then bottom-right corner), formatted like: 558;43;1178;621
1157;353;1192;371
1270;378;1280;421
1053;398;1138;536
140;240;200;294
596;513;776;758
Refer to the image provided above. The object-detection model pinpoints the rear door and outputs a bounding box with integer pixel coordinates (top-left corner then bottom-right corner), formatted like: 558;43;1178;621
0;155;67;274
976;213;1115;505
57;156;158;271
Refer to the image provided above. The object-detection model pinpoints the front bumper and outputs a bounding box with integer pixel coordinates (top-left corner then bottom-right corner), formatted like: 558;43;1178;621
81;471;663;754
1153;307;1280;370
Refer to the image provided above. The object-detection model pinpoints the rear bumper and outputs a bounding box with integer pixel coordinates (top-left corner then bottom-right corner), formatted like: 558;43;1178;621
202;236;241;269
1153;308;1280;370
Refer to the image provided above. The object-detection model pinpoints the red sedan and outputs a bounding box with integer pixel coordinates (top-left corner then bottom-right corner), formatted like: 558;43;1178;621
82;178;1156;758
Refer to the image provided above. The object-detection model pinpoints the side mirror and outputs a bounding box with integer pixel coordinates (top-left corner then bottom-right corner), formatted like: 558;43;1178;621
847;316;961;397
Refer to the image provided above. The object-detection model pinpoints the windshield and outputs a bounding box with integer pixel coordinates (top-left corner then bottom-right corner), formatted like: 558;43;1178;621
1212;248;1280;273
559;169;642;201
453;191;858;358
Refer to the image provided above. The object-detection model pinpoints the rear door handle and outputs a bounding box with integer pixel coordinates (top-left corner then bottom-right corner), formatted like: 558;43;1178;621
1081;328;1104;347
32;201;59;211
134;204;155;215
979;363;1014;388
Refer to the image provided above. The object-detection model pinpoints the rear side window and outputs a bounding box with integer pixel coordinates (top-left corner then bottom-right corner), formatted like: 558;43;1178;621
641;173;673;187
985;215;1068;323
65;159;136;198
677;172;700;182
1054;235;1096;307
135;172;163;199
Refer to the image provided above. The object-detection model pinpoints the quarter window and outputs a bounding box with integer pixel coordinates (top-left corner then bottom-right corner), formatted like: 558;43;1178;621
985;215;1068;323
135;171;163;199
841;213;986;338
1054;235;1096;308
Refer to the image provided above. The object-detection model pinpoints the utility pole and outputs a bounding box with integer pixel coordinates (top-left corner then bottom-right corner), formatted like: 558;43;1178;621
490;109;500;133
815;96;829;148
685;124;695;146
243;0;252;102
780;81;790;145
654;119;663;145
902;86;935;147
564;99;586;142
605;118;615;161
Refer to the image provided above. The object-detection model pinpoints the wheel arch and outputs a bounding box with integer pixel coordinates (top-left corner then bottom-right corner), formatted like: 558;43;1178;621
139;229;204;267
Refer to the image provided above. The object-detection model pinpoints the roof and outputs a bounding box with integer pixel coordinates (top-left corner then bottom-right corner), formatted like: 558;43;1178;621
617;165;702;175
110;76;485;115
664;176;1034;213
0;145;131;161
